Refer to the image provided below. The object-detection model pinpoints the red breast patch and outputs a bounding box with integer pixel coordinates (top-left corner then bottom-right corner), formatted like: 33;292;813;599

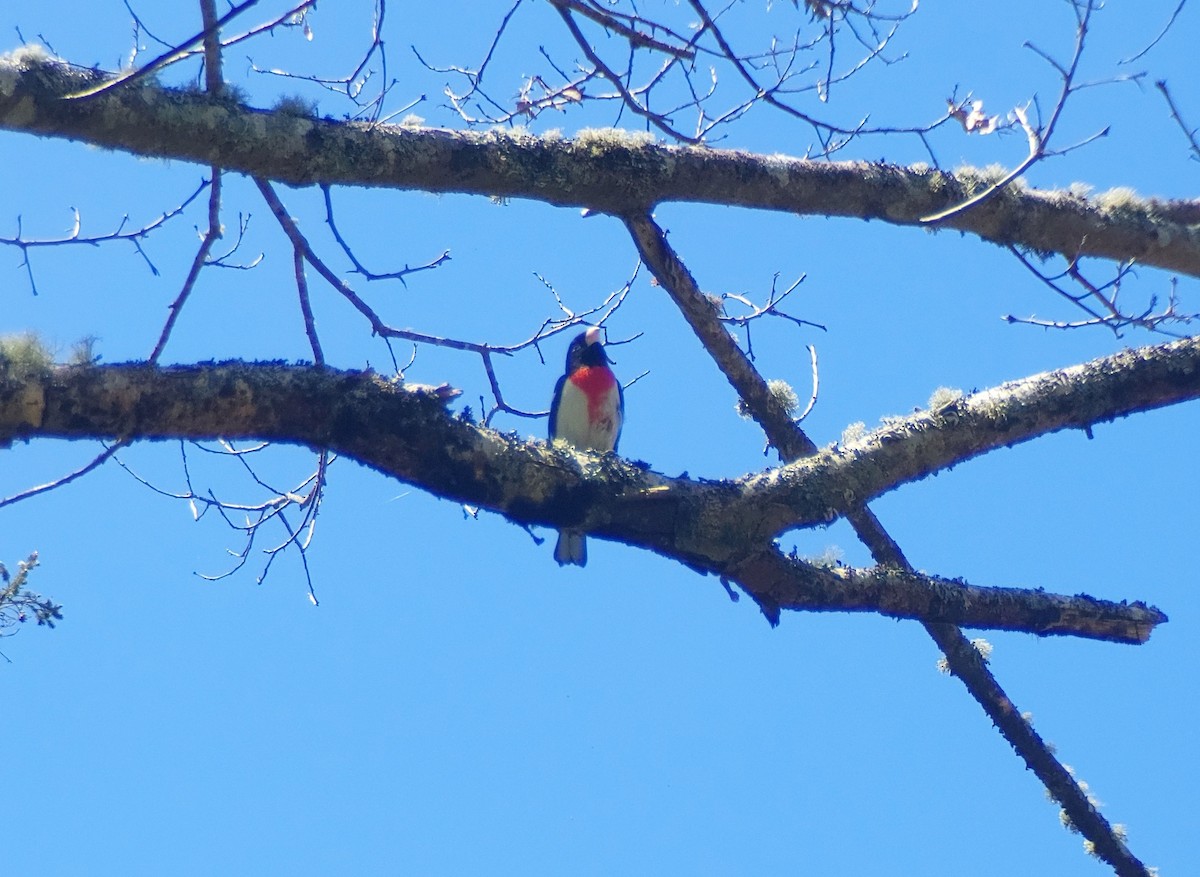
570;365;616;398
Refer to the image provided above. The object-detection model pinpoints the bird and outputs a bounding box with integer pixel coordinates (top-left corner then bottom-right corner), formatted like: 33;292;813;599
548;326;624;566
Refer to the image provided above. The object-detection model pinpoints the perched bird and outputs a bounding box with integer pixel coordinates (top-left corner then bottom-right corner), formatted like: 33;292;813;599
549;326;624;566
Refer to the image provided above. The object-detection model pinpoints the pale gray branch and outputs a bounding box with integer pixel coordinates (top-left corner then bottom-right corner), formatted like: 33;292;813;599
2;54;1198;277
751;334;1200;532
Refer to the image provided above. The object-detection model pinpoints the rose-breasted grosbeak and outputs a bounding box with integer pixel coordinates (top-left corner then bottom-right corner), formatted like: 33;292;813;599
549;326;624;566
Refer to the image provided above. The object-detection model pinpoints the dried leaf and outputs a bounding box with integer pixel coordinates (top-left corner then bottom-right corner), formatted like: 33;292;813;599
949;99;1001;135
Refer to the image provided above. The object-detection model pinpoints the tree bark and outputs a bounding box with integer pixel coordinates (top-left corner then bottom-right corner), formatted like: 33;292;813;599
0;357;1173;642
3;52;1200;277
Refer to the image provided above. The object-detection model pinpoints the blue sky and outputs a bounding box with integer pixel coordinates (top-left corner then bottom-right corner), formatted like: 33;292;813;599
3;2;1197;874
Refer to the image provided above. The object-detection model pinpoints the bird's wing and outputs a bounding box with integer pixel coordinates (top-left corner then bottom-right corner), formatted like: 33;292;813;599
549;373;568;440
613;378;625;453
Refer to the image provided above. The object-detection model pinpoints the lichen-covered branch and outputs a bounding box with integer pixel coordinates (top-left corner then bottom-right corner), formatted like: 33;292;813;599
0;358;1165;643
2;51;1199;277
729;551;1164;645
750;333;1200;533
918;617;1146;877
620;206;1156;876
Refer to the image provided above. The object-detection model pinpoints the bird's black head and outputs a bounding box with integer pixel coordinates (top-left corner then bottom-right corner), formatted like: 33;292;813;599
565;326;610;372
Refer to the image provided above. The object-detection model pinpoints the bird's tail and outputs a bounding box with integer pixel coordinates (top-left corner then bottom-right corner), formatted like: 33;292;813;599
554;529;587;566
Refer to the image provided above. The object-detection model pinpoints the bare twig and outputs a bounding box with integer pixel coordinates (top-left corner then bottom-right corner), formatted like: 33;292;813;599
921;2;1097;224
1120;0;1188;64
1008;246;1195;336
257;178;632;418
686;0;919;150
144;5;229;361
1156;78;1200;160
65;0;265;99
108;439;328;600
0;442;127;509
150;171;223;362
719;274;826;335
553;3;700;143
294;246;324;365
250;0;396;122
797;344;818;424
412;0;523;111
546;0;696;60
1;180;209;296
321;186;451;285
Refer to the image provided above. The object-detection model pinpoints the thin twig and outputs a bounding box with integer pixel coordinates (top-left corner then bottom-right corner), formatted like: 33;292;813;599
65;0;264;99
1;181;210;296
150;170;222;362
1156;79;1200;160
546;0;696;60
921;2;1096;224
553;4;701;143
321;186;451;285
797;344;818;423
0;442;127;509
294;246;324;365
1120;0;1188;64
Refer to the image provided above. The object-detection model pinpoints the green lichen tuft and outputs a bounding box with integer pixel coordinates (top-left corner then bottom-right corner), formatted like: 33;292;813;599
806;546;844;569
1094;186;1148;218
840;421;867;445
926;386;963;410
69;335;101;366
736;379;799;419
0;332;52;379
954;163;1014;196
970;637;993;660
574;127;656;150
767;379;799;416
273;94;318;117
0;44;60;97
0;43;55;67
1066;182;1093;200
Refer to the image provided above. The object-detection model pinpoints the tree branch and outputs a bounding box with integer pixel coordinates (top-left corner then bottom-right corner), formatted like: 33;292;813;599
750;333;1200;532
0;359;1167;644
3;54;1199;277
729;551;1164;644
619;208;1154;875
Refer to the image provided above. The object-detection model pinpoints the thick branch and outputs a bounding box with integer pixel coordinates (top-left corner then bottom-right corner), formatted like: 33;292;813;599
730;552;1164;645
752;333;1200;532
621;208;1156;875
3;54;1199;276
918;619;1146;877
0;360;1163;642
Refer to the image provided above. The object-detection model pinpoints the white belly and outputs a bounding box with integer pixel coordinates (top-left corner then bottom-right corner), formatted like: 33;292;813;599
554;382;621;452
